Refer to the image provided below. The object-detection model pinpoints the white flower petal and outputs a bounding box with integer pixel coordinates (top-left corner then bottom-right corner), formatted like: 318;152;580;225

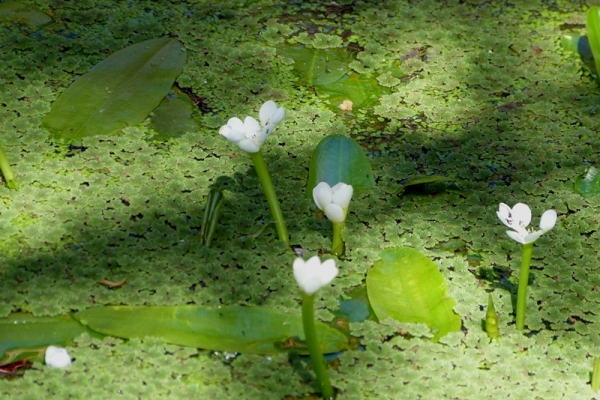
522;231;543;244
45;346;71;368
219;126;246;143
243;116;261;139
506;230;526;244
313;182;333;211
331;183;353;209
539;209;557;232
325;204;345;223
270;106;285;126
511;203;532;228
237;139;260;153
293;256;338;294
496;203;513;228
259;100;278;123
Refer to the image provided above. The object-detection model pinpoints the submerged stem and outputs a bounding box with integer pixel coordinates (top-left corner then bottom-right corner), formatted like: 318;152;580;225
515;242;534;330
0;143;18;190
302;293;334;400
249;151;289;246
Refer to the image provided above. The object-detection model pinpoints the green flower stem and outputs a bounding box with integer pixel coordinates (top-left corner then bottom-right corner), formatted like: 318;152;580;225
515;242;534;330
0;143;18;190
249;151;289;246
302;293;334;400
331;221;344;257
592;358;600;392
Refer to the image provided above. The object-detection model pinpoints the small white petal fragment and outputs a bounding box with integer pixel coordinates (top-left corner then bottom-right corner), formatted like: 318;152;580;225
312;182;353;223
293;256;338;295
45;346;72;368
497;203;556;244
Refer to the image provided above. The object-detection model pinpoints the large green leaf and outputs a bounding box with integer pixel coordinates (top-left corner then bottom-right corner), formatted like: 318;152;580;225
150;87;200;140
42;38;186;140
74;305;348;355
574;166;600;198
0;314;99;365
306;135;375;198
276;44;387;111
587;7;600;79
366;247;462;341
0;1;52;28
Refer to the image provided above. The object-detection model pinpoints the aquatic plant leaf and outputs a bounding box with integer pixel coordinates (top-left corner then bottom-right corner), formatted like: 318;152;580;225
587;7;600;79
42;38;186;140
0;314;97;365
0;1;52;28
307;135;375;198
396;175;457;195
574;166;600;198
561;34;596;75
74;305;348;355
277;45;349;86
150;87;200;140
277;44;386;110
366;247;461;341
200;187;224;247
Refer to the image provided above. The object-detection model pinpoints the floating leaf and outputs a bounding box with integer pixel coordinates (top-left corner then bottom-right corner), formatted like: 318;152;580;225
150;87;200;140
0;314;98;365
277;44;387;111
43;38;186;140
574;166;600;199
74;305;348;355
0;1;52;28
366;247;462;341
396;175;457;195
307;135;375;198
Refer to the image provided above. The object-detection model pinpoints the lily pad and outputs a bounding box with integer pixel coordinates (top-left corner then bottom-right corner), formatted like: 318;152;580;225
0;1;52;28
574;166;600;199
277;44;387;111
42;38;186;140
366;247;462;341
150;87;200;140
306;135;375;198
74;305;348;355
0;314;99;365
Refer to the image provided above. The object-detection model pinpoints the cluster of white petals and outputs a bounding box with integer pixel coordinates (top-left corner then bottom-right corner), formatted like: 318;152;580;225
497;203;557;244
45;346;72;368
312;182;353;223
293;255;338;295
219;100;285;153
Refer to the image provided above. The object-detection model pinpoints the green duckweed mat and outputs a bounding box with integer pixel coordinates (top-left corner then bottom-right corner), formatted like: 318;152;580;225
2;0;600;398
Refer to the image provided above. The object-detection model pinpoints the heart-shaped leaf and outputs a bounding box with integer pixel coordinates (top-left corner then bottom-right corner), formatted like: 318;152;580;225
306;135;375;198
366;247;462;341
574;166;600;198
74;305;348;355
43;38;186;140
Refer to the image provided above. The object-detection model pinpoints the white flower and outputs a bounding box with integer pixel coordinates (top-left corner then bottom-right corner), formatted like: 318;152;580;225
313;182;353;223
293;255;338;295
219;100;285;153
45;346;71;368
497;203;557;244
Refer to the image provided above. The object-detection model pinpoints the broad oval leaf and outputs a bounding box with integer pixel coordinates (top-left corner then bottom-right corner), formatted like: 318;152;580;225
1;314;98;365
74;305;348;355
574;166;600;198
306;135;375;198
366;247;461;342
43;38;186;140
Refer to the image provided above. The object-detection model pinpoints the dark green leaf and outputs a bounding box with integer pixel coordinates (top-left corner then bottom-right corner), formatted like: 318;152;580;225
307;135;375;198
150;87;200;140
396;175;457;195
43;38;186;140
0;1;52;28
574;166;600;198
366;247;462;342
0;314;99;365
74;305;348;355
